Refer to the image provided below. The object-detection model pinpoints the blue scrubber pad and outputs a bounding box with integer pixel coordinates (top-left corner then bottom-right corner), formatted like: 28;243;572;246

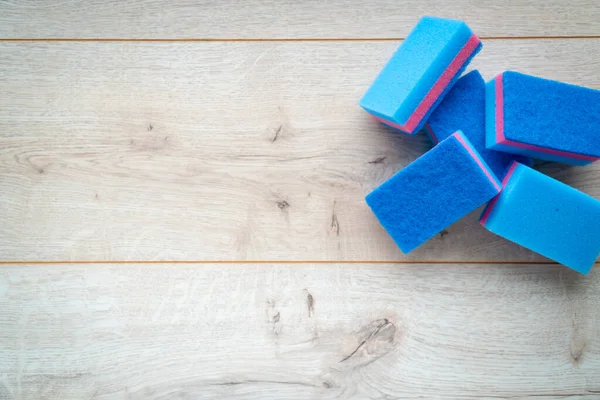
359;16;482;135
425;70;531;178
481;162;600;274
486;71;600;166
366;131;501;253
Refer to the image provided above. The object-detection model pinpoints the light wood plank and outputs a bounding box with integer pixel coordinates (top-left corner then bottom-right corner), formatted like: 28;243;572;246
1;40;600;262
0;263;599;399
0;0;599;39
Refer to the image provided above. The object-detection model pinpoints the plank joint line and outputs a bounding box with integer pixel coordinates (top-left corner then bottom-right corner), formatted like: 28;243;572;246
0;260;586;266
2;36;600;43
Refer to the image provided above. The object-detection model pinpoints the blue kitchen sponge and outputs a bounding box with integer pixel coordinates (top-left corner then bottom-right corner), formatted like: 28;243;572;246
360;16;482;135
366;131;501;253
486;71;600;165
481;162;600;274
425;70;531;178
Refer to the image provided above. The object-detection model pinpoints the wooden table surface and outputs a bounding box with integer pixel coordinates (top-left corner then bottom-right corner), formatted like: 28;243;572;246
1;1;600;399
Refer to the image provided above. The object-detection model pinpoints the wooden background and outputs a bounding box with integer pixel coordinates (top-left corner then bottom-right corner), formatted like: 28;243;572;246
1;1;599;399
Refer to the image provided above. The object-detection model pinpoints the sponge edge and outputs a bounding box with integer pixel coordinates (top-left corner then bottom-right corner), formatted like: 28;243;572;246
481;162;600;274
426;70;532;178
366;131;500;253
485;71;600;166
360;16;482;135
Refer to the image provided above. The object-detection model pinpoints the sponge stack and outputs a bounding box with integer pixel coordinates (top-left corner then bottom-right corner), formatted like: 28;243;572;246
360;16;481;135
360;16;599;273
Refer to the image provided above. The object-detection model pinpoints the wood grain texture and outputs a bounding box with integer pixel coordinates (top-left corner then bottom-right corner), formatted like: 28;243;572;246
0;263;599;399
1;39;600;262
1;0;599;39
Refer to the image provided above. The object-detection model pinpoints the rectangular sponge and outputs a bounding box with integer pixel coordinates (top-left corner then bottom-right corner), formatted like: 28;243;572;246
366;131;500;253
486;71;600;166
359;16;482;135
481;162;600;274
425;70;531;178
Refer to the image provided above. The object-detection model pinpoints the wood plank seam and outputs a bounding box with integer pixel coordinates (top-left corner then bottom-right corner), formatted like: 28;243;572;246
1;260;596;265
2;36;600;42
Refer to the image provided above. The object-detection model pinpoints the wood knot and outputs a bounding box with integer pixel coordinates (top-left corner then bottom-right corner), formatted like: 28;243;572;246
276;200;290;210
271;124;283;143
306;290;315;317
330;201;340;236
368;156;387;165
340;318;397;365
570;336;587;365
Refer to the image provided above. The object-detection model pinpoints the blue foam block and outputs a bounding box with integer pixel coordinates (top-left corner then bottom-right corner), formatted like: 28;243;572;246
366;131;501;253
359;16;482;135
481;162;600;274
425;70;531;178
486;71;600;166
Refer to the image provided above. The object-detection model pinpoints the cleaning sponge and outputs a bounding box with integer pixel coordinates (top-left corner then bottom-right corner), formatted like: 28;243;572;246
425;70;531;178
366;131;500;253
486;71;600;166
360;16;482;135
481;162;600;274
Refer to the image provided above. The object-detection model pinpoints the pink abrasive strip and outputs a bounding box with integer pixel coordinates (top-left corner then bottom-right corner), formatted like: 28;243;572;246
455;131;501;192
480;161;519;226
